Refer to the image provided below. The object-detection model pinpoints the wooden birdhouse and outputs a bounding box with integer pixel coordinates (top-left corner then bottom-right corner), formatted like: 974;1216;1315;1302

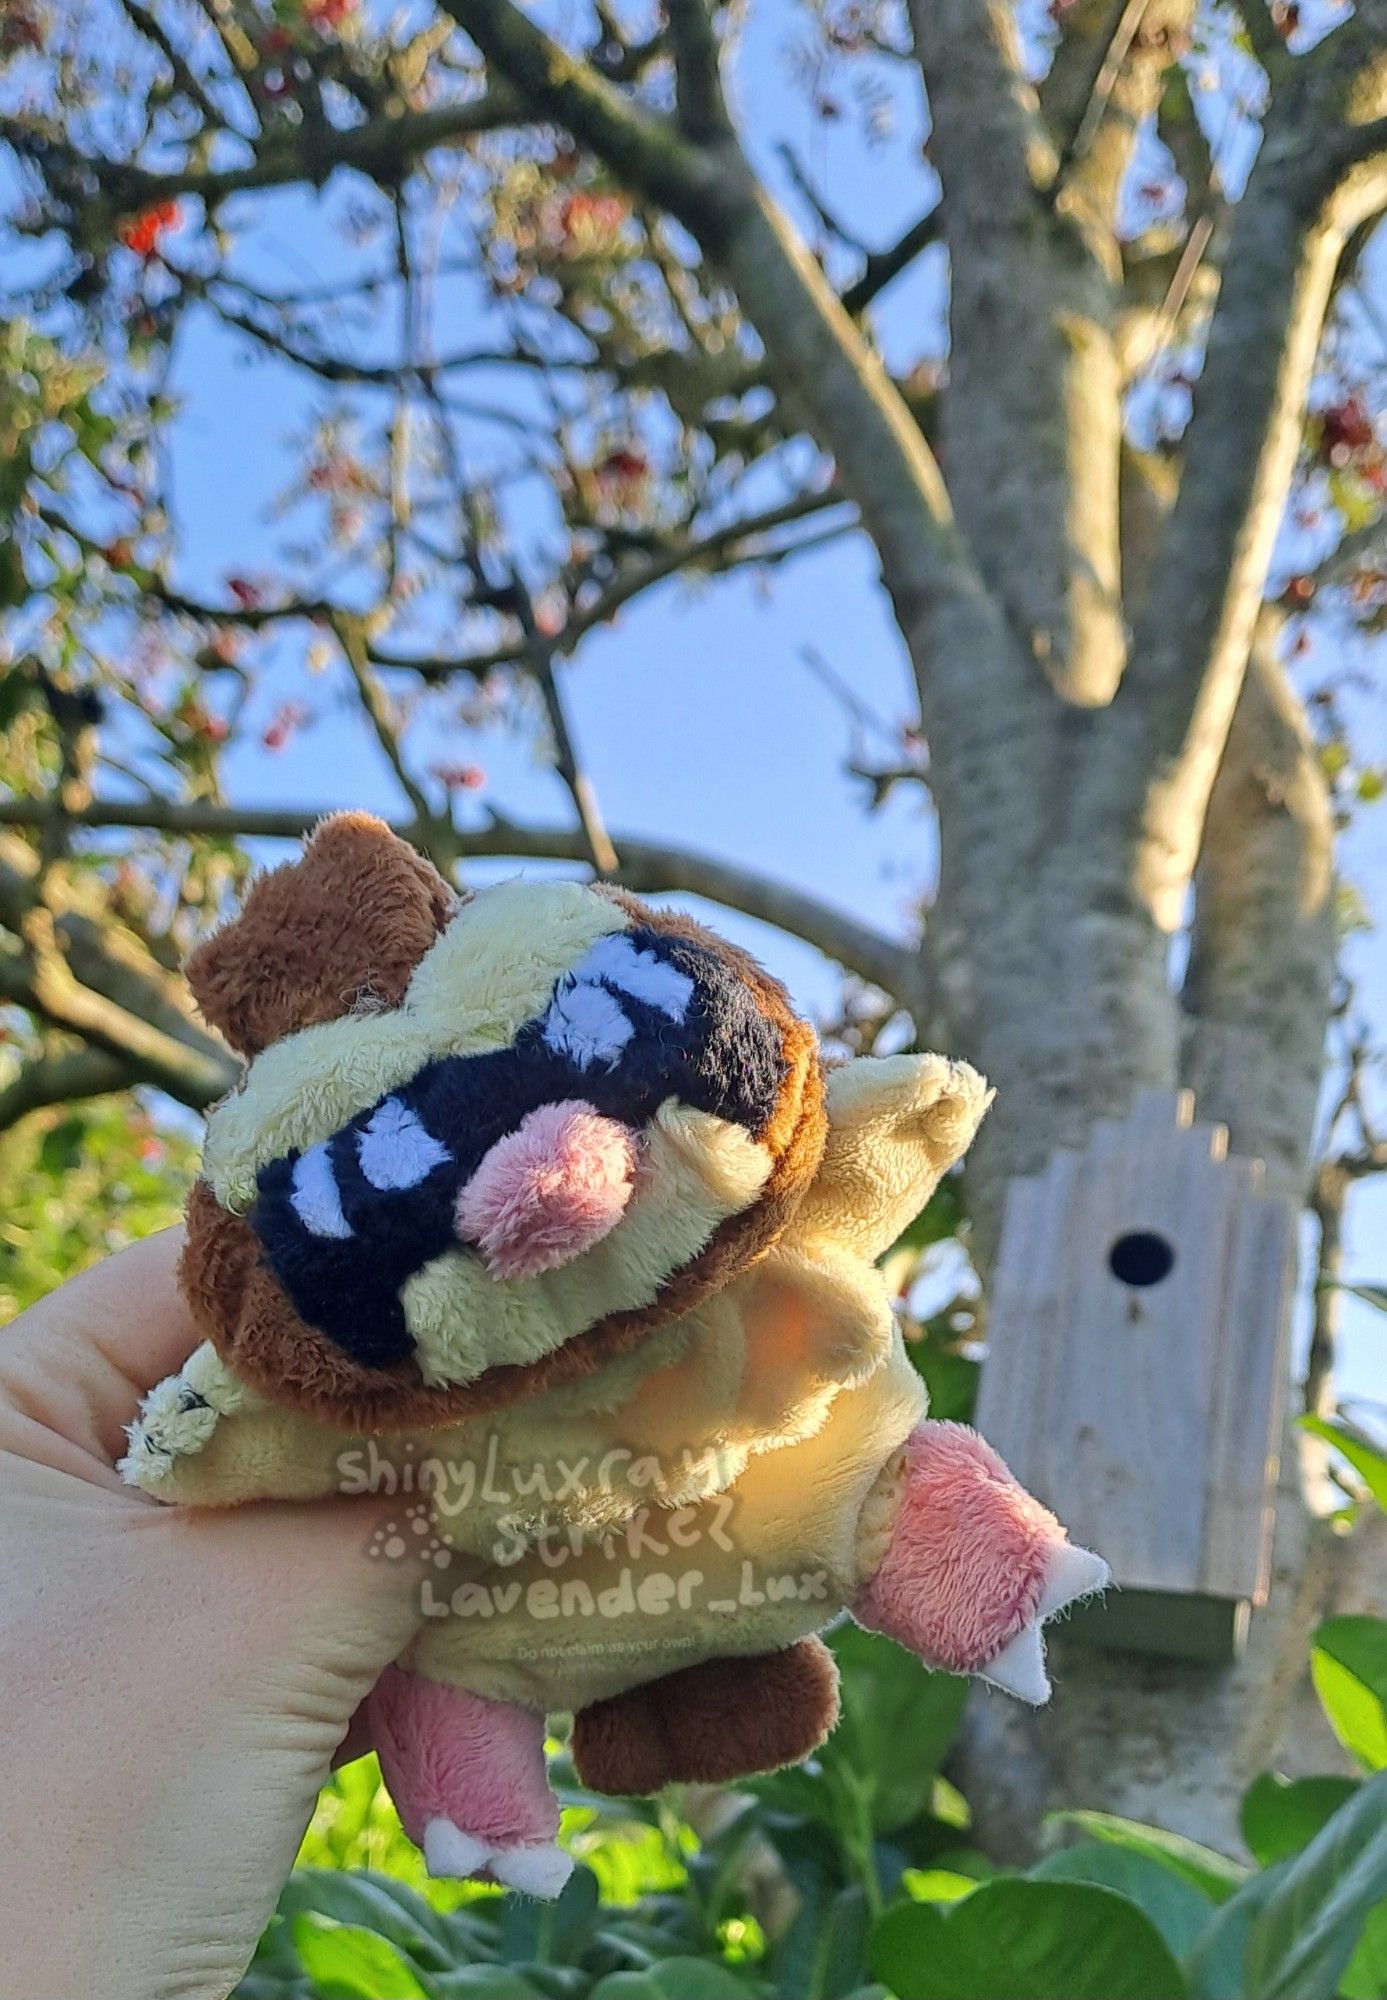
973;1091;1296;1663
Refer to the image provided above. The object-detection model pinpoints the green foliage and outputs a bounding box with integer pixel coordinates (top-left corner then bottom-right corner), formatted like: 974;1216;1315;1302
1240;1775;1361;1869
0;1090;194;1319
239;1431;1387;2000
869;1880;1188;2000
1301;1418;1387;1511
1312;1619;1387;1772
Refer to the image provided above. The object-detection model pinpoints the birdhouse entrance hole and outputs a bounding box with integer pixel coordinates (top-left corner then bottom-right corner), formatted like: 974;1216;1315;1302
974;1089;1297;1663
1108;1230;1175;1289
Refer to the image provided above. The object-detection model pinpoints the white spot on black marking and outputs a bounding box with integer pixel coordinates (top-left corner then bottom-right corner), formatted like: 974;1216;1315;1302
358;1096;451;1191
290;1142;353;1239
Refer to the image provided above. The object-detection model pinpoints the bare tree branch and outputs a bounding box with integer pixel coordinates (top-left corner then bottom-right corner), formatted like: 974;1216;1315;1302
0;835;234;1107
666;0;731;143
1181;617;1335;1200
909;0;1129;702
0;799;912;996
440;0;714;215
2;92;525;220
456;0;1007;704
840;201;943;315
1080;14;1387;927
0;1046;143;1133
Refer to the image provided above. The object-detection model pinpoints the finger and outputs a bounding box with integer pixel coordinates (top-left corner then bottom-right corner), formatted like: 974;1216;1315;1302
0;1228;199;1472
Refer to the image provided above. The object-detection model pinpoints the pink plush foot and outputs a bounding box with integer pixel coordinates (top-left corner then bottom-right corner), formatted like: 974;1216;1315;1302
454;1099;639;1279
368;1667;571;1897
853;1422;1108;1703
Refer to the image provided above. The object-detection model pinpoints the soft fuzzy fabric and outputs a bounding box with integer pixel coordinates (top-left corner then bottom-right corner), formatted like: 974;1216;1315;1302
359;1097;452;1192
201;874;628;1205
852;1421;1066;1674
180;842;829;1429
245;920;788;1367
795;1054;995;1262
186;812;456;1057
572;1638;841;1794
131;1052;986;1538
367;1666;558;1848
454;1101;639;1279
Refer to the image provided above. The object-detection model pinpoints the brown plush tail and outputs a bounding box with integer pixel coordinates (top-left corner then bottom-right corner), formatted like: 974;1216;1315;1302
571;1638;840;1795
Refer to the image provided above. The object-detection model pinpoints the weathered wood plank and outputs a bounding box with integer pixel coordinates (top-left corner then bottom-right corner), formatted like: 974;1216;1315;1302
975;1090;1295;1656
1200;1189;1295;1600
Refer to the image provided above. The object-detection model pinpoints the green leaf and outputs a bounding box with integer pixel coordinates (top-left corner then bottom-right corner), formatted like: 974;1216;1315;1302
909;1343;980;1425
868;1881;1188;1999
278;1871;457;1964
758;1625;967;1842
1311;1616;1387;1770
1183;1866;1284;2000
290;1913;429;1999
902;1869;982;1906
588;1960;759;1999
1030;1843;1214;1961
431;1973;550;1999
1240;1773;1361;1866
1341;1902;1387;2000
1300;1416;1387;1510
815;1886;874;2000
1243;1771;1387;1999
1046;1813;1247;1903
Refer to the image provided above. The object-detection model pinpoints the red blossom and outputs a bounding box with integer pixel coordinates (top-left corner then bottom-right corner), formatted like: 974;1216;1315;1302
260;25;293;56
430;762;487;791
117;200;180;259
594;446;649;489
554;192;628;252
1319;395;1375;464
226;575;262;609
262;701;308;751
303;0;355;27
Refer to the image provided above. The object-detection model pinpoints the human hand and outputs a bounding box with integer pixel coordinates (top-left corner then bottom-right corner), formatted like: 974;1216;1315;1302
0;1230;422;2000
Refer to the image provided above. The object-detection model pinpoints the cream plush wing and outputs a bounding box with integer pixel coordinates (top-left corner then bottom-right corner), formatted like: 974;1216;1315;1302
791;1054;991;1262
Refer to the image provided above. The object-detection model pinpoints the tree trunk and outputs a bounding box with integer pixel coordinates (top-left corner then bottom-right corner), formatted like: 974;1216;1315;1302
935;631;1354;1859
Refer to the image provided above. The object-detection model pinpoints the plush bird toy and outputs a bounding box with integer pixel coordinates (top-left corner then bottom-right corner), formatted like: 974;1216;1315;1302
122;814;1106;1899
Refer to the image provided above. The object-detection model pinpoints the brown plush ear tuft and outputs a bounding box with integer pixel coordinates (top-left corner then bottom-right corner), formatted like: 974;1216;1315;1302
185;812;455;1056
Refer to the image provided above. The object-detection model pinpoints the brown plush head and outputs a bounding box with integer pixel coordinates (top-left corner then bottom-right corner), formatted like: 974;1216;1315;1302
181;815;826;1430
186;812;456;1056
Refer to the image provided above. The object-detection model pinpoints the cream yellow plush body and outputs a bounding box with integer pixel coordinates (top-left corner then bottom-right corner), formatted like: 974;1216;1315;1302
122;819;1105;1902
126;1053;968;1712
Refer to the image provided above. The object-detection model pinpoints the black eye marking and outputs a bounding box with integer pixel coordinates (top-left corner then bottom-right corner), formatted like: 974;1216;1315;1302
250;928;789;1368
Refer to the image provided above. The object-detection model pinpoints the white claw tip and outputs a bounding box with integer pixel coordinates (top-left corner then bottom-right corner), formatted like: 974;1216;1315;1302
421;1819;572;1900
1038;1543;1111;1622
983;1620;1051;1705
490;1842;573;1900
423;1817;490;1882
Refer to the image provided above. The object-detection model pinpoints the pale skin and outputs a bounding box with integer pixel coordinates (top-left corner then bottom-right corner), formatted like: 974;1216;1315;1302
0;1230;423;2000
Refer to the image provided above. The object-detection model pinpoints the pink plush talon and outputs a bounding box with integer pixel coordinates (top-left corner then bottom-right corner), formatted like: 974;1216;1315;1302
454;1099;639;1279
368;1668;569;1894
853;1422;1105;1700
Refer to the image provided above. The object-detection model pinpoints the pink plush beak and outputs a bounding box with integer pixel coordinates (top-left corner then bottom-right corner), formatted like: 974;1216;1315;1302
454;1099;640;1280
